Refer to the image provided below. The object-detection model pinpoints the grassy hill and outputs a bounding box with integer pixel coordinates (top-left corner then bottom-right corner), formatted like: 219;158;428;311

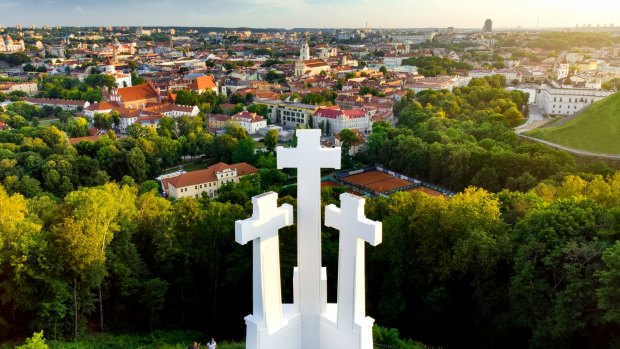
526;92;620;154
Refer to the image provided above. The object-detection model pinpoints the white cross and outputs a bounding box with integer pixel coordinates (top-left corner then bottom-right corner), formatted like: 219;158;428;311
235;192;293;334
277;129;341;317
325;193;382;332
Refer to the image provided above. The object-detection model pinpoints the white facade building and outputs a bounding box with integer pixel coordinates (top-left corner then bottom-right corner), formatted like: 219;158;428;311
103;61;132;88
390;33;436;44
0;36;25;53
469;69;522;82
232;111;268;134
555;64;570;80
536;84;613;116
382;56;406;67
313;107;371;135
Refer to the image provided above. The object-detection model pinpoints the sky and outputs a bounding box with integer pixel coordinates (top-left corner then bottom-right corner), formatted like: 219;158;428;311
0;0;619;29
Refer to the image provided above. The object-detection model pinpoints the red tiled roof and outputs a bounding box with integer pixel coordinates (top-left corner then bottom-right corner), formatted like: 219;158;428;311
232;111;265;123
167;162;258;189
24;98;86;106
315;107;366;119
189;75;217;91
144;103;195;113
116;84;158;102
85;101;121;111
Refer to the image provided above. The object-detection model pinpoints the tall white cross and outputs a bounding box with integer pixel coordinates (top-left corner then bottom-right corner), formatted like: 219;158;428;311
325;193;382;332
235;192;293;334
277;130;340;345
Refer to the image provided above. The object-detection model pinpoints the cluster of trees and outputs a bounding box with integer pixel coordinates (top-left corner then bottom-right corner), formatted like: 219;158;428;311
23;64;48;73
602;78;620;91
174;90;227;113
265;70;287;84
0;121;289;342
37;76;106;103
223;60;254;71
1;101;74;127
364;173;620;348
364;77;551;192
402;56;472;77
527;32;615;50
0;52;31;66
301;90;338;105
3;163;620;348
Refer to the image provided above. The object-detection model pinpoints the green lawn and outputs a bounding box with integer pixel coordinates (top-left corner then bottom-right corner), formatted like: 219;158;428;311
526;92;620;154
1;331;244;349
38;118;60;127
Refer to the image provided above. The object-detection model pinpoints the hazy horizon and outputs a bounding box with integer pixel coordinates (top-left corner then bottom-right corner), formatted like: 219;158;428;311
0;0;618;29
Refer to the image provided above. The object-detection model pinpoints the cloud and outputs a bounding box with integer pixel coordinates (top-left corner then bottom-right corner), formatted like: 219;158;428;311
0;1;18;9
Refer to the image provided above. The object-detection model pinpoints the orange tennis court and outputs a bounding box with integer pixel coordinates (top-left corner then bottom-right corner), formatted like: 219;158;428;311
407;186;444;197
343;170;413;193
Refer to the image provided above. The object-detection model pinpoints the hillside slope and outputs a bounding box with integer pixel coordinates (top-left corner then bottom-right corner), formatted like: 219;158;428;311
526;92;620;154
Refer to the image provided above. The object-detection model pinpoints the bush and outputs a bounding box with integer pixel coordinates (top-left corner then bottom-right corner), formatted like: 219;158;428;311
17;331;48;349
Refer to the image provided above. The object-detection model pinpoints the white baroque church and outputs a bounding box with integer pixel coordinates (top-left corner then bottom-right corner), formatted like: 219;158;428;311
294;42;331;77
0;36;25;53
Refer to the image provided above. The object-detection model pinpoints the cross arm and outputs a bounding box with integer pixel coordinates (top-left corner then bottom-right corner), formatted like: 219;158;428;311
324;204;343;231
235;192;294;245
327;193;382;246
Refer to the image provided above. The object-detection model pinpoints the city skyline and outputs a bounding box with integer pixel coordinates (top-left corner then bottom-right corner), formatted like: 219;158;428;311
0;0;618;29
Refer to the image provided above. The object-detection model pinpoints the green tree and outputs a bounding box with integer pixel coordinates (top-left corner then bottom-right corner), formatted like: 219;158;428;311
264;129;278;153
510;200;608;348
140;278;168;330
127;147;148;183
232;137;256;164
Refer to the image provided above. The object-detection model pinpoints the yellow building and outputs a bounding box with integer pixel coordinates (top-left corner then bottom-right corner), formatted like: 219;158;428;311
163;162;258;199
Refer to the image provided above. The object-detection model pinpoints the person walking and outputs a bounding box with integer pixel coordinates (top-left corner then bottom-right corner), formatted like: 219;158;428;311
207;338;217;349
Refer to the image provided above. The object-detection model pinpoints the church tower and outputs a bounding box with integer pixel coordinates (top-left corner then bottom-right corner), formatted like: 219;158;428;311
299;41;310;61
112;38;120;63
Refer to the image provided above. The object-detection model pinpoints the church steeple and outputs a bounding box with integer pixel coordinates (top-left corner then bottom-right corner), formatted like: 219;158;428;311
299;41;310;61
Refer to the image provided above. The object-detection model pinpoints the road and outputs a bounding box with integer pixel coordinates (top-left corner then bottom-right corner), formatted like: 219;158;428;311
514;105;545;134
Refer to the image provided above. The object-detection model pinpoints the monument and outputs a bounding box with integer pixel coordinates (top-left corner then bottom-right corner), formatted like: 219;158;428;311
235;129;382;349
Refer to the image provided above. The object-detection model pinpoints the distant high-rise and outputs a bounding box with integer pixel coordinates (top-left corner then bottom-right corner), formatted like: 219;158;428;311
483;19;493;33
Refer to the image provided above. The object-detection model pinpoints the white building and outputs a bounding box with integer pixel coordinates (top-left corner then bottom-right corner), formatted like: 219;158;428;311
536;84;613;116
566;52;584;64
103;60;132;88
232;111;268;134
382;56;406;67
390;33;436;44
295;59;331;77
164;162;258;199
294;42;330;77
469;69;522;82
555;64;570;80
313;106;371;135
0;36;25;53
0;81;38;96
318;47;337;59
